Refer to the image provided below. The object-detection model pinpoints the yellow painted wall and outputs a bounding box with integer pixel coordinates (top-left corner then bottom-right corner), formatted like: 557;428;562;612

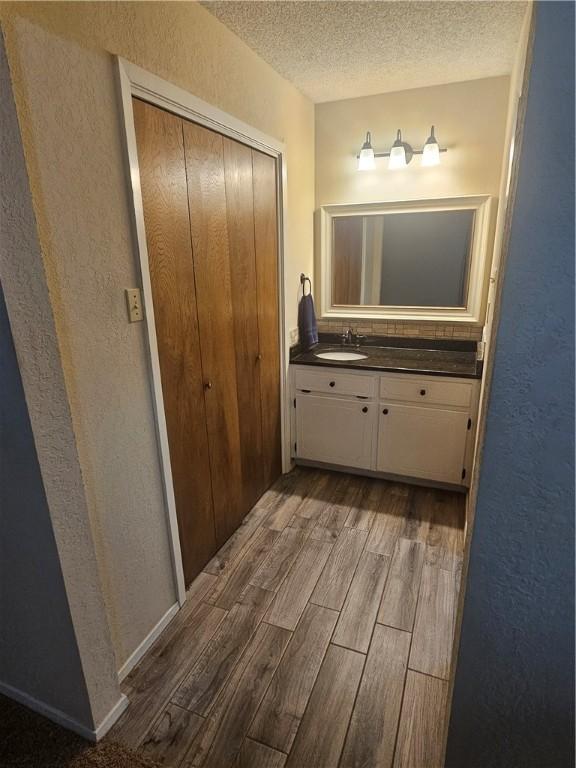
315;76;510;207
0;1;314;668
314;76;510;332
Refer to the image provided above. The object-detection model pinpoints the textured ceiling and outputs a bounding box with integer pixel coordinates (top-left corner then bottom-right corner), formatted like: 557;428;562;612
201;1;527;102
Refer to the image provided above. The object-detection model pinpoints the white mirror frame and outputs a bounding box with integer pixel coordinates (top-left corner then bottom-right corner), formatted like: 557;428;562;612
318;194;493;323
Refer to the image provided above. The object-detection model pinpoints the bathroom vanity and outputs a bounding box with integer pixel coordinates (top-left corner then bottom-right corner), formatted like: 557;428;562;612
290;340;481;488
292;194;492;489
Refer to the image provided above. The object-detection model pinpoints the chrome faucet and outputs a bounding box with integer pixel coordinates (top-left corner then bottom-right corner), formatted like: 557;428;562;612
341;326;354;345
340;326;367;347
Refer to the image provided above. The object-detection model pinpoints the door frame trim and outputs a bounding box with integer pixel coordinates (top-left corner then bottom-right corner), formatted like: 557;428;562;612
115;57;291;606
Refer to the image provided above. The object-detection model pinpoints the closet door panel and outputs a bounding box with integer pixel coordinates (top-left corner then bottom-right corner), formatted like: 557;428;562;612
223;137;264;511
132;98;215;585
252;150;282;489
182;121;244;544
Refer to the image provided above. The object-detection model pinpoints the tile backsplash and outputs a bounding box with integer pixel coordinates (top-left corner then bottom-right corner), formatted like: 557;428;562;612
315;318;483;341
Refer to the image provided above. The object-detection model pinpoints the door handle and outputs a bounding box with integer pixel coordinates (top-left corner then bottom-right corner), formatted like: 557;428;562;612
382;408;389;414
362;406;368;413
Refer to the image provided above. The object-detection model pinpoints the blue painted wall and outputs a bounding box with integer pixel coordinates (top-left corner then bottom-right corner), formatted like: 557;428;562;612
0;282;90;722
445;3;575;767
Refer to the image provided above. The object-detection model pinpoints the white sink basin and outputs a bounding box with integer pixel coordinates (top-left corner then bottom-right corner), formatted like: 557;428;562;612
315;350;368;361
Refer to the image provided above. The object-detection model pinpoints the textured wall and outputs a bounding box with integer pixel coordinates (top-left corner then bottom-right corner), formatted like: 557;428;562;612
0;18;177;669
445;3;575;766
0;33;121;728
0;1;314;334
0;2;314;668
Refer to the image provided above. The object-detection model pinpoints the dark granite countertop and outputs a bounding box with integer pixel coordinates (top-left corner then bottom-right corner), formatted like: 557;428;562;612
290;335;483;379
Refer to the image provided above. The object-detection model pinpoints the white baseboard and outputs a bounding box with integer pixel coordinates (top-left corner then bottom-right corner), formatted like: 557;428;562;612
0;680;128;742
117;602;179;682
93;692;129;740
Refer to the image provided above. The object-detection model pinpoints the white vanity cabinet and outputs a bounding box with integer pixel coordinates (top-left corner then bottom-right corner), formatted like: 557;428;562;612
291;365;479;487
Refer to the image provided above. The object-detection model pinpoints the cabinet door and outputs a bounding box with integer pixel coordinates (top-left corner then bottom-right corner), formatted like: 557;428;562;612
133;99;216;585
377;404;468;484
182;121;244;545
296;395;375;469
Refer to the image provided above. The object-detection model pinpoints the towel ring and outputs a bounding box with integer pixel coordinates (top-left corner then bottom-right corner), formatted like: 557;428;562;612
300;273;312;296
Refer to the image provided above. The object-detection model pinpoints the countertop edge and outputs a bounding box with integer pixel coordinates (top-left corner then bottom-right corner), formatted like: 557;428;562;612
289;356;483;380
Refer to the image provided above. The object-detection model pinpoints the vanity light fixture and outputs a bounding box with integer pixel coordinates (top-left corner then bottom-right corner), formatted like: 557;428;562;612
356;126;447;171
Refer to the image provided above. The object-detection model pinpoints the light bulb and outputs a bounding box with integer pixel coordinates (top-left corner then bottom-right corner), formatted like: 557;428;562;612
388;145;407;169
421;126;441;166
357;131;375;171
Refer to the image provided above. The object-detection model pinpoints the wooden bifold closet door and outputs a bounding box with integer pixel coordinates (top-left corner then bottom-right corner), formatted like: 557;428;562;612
133;98;282;586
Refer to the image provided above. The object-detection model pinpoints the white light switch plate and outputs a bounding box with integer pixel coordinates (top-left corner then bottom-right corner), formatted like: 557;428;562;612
125;288;144;322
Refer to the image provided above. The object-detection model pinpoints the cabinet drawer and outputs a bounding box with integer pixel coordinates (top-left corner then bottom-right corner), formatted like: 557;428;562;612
294;368;375;399
379;374;473;408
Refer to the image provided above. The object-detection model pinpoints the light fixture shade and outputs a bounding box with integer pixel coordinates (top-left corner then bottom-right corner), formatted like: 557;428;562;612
388;145;407;169
358;146;375;171
388;129;407;169
421;125;441;166
358;131;375;171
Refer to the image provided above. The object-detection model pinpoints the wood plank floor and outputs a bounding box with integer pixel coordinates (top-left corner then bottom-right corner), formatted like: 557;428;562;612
109;467;465;768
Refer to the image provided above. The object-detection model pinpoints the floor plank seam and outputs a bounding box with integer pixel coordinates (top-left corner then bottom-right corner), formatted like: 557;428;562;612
328;520;375;624
274;596;344;763
236;618;298;759
329;639;368;654
126;609;227;749
169;593;269;723
375;619;412;635
248;736;289;756
249;527;311;595
406;666;451;683
336;583;384;768
239;566;340;761
333;535;398;767
388;546;426;768
329;517;391;654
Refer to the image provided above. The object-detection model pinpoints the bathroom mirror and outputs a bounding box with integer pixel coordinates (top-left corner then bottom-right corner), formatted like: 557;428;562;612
318;195;492;323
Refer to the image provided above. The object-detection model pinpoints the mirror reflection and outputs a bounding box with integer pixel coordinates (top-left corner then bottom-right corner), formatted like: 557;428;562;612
332;209;475;307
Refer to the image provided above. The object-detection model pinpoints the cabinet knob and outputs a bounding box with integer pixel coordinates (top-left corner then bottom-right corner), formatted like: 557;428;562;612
362;406;368;413
256;353;262;362
204;380;213;390
382;408;389;414
329;381;336;387
420;389;426;396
